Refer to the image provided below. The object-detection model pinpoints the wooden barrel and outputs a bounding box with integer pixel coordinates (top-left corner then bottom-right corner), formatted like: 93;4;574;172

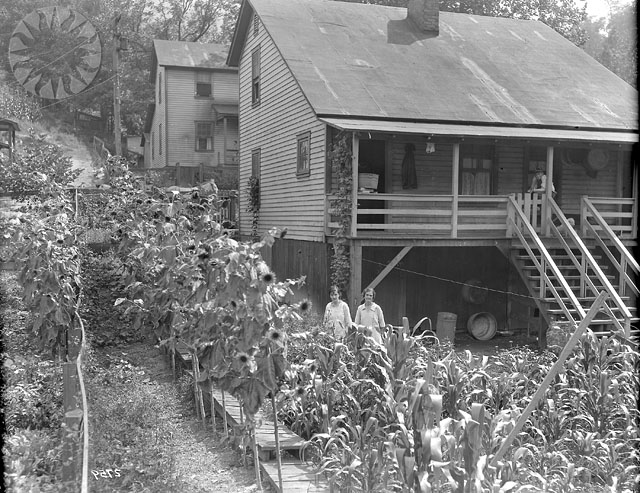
461;279;488;304
467;312;497;340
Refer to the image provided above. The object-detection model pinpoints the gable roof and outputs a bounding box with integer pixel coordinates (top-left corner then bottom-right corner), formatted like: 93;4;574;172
229;0;637;133
150;40;234;81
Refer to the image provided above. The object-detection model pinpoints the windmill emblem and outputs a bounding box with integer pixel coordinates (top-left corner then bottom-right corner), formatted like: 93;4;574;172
8;6;102;100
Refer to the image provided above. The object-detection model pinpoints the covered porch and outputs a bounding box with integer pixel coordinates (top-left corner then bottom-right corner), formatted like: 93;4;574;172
323;119;638;242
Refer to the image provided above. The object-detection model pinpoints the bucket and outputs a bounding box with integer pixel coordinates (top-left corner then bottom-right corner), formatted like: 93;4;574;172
436;312;457;342
467;312;497;341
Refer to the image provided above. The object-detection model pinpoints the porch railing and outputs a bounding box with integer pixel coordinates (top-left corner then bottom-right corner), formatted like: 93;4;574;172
581;196;639;299
581;196;637;240
326;193;509;238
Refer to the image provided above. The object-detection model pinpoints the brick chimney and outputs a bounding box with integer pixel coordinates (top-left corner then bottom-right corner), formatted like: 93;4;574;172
407;0;439;34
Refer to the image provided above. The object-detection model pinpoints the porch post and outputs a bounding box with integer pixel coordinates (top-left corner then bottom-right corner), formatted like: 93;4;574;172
451;143;460;238
351;133;359;238
543;146;554;236
349;240;362;312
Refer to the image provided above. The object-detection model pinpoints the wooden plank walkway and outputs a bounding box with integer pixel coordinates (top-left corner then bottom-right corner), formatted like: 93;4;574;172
174;342;329;493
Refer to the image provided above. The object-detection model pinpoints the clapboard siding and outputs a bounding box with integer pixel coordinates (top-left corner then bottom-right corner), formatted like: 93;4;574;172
386;138;453;225
238;16;326;241
559;153;618;215
389;138;454;194
164;69;239;169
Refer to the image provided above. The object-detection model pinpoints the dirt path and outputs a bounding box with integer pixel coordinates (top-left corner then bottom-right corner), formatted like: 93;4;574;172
66;139;98;188
89;341;274;493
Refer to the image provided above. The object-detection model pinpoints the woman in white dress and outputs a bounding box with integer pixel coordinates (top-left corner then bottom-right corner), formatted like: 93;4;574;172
354;287;386;344
323;285;353;340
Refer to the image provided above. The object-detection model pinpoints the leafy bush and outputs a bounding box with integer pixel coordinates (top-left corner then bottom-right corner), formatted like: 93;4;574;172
3;358;64;433
0;129;80;196
3;429;65;492
2;272;66;491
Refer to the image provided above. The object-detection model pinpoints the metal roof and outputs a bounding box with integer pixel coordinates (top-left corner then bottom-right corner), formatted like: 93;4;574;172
150;40;234;81
0;118;20;132
320;118;639;143
234;0;637;132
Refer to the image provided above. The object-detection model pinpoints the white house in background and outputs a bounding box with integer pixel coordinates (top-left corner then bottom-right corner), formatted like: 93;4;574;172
143;40;239;186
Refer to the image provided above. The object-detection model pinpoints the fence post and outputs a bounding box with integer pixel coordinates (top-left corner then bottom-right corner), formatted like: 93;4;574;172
62;362;82;484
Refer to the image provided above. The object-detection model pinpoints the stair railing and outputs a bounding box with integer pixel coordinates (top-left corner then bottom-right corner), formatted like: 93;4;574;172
507;195;585;326
581;196;639;298
548;198;632;336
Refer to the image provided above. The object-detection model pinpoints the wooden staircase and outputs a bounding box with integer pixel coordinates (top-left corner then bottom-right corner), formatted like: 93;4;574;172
506;194;638;346
511;243;639;340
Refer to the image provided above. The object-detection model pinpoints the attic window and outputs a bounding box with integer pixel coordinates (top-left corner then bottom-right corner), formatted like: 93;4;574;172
251;47;261;106
195;72;212;97
253;13;259;36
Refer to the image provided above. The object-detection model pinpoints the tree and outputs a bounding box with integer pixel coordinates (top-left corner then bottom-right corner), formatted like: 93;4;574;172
600;3;637;86
580;2;637;87
147;0;240;42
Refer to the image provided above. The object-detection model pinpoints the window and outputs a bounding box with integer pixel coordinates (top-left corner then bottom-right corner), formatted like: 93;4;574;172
251;47;261;105
195;72;212;97
159;123;163;155
158;72;162;104
296;132;311;177
253;13;259;36
195;122;214;151
460;144;494;195
251;149;261;178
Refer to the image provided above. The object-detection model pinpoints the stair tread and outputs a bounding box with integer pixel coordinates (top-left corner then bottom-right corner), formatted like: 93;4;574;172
527;274;616;281
543;296;632;301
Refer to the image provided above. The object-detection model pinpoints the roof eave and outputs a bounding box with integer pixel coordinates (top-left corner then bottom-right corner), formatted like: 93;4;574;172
227;0;254;67
318;116;639;144
149;41;159;83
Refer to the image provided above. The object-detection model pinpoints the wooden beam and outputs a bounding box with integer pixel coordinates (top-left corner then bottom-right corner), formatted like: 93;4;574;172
349;240;362;311
365;246;412;292
351;133;359;238
490;291;608;468
452;143;459;238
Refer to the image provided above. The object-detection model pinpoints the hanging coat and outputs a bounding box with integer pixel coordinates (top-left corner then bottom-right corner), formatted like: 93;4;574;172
402;143;417;189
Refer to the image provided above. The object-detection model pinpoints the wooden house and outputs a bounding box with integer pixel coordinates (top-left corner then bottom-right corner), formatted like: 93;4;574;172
227;0;638;343
144;40;239;187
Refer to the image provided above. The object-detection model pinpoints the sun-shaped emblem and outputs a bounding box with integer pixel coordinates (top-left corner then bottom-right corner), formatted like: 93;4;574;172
8;6;102;100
